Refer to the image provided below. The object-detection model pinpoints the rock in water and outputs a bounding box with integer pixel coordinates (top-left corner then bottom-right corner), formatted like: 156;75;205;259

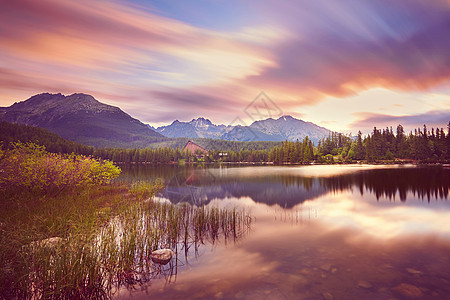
406;268;422;275
150;249;174;265
358;280;373;289
392;283;423;299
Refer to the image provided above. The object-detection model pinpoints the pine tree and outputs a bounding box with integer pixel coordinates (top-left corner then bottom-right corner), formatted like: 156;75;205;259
355;131;365;160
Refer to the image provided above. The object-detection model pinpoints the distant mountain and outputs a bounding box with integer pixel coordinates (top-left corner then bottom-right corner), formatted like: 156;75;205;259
249;115;331;143
156;117;232;139
0;93;165;147
221;125;274;142
0;93;331;148
155;115;330;144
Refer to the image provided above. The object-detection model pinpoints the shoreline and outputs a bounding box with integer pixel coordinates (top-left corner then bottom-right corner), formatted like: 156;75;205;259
113;160;449;166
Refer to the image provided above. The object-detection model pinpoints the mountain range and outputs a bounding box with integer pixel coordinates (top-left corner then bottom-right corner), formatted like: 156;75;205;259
0;93;165;147
155;115;330;144
0;93;332;147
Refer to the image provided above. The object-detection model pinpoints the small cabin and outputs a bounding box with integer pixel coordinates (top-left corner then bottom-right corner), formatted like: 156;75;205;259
183;140;209;157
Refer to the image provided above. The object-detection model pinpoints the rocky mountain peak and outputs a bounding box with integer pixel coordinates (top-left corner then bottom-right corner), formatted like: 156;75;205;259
0;92;163;146
189;117;213;127
155;115;331;143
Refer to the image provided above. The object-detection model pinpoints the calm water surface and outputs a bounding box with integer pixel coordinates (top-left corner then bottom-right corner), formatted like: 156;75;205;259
117;165;450;300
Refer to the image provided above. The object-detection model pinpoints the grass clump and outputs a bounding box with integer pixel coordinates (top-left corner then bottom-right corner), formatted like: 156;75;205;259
0;190;251;299
129;180;164;200
91;200;252;289
0;184;130;299
0;145;251;299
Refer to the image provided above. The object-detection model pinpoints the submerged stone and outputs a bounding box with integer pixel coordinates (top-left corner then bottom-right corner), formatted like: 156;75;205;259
406;268;422;275
358;280;373;289
234;291;245;299
320;264;332;272
392;283;423;299
150;249;174;265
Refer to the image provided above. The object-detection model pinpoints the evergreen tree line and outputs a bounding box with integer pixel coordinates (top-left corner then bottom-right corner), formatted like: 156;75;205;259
1;121;449;164
316;124;450;163
0;121;94;156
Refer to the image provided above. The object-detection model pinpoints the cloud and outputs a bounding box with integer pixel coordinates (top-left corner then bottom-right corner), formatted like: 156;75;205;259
351;110;450;132
242;0;450;105
0;0;278;103
0;0;277;74
126;84;261;125
0;0;449;130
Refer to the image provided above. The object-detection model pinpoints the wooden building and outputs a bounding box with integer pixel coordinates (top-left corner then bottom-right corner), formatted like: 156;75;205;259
183;140;209;156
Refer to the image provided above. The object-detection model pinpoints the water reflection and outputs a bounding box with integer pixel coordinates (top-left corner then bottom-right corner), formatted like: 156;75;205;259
123;204;450;300
117;165;450;300
121;165;450;206
321;167;449;202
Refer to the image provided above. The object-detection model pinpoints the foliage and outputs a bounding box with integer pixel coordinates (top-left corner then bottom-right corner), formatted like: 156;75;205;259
0;184;128;299
89;123;450;164
316;124;450;163
2;120;449;164
0;142;121;195
267;137;313;164
0;181;251;299
129;180;164;200
0;121;94;155
145;137;281;151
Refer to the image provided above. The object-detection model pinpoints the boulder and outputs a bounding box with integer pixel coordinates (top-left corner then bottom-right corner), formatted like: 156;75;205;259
406;268;422;275
392;283;423;299
150;249;174;265
358;280;373;289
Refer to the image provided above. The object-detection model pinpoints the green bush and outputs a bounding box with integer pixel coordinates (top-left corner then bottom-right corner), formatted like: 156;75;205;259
0;142;121;195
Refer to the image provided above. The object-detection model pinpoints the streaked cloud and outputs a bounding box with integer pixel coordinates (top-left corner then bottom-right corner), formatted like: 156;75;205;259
243;0;450;103
0;0;278;91
351;110;450;133
0;0;448;133
299;88;450;134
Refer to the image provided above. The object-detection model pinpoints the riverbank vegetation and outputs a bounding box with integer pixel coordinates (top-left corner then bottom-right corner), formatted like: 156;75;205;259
0;143;251;298
92;124;450;164
2;121;449;164
0;142;120;198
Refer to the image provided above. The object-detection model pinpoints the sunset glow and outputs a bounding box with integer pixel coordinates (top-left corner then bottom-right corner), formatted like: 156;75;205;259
0;0;448;133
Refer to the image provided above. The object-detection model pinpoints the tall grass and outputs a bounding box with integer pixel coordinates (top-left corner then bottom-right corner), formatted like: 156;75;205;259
0;184;129;299
0;182;251;299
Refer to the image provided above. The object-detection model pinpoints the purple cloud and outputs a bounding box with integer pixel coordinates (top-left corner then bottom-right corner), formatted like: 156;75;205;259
351;110;450;133
244;0;450;103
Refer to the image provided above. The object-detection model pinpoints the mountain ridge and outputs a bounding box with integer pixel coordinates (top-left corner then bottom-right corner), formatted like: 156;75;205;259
0;93;165;147
155;115;331;144
1;92;332;147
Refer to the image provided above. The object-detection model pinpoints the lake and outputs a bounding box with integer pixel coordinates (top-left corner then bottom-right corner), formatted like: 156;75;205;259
116;164;450;300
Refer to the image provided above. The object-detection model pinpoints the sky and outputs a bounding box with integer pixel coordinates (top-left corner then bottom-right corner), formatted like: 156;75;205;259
0;0;449;134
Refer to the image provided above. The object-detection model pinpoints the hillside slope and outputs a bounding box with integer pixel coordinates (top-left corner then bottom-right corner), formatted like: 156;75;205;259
0;93;166;147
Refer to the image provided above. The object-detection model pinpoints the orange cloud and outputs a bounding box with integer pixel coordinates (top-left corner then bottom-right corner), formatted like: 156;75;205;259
0;0;278;84
1;0;449;130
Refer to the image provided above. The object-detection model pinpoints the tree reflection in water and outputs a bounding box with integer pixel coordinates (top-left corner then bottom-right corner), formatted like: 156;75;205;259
152;166;449;206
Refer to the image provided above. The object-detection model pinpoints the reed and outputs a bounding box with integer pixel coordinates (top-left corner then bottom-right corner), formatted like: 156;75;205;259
0;182;251;299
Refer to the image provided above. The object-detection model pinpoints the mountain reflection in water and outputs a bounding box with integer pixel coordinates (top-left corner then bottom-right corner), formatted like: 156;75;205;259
117;165;450;300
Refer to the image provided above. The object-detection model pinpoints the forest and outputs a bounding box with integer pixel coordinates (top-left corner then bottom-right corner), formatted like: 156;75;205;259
1;121;449;164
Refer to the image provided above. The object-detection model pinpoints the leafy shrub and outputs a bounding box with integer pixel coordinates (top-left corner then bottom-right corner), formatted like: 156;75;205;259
0;142;121;195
